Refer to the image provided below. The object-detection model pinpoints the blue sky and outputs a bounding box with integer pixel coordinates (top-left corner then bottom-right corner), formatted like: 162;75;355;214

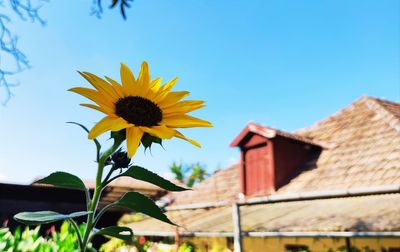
0;0;399;184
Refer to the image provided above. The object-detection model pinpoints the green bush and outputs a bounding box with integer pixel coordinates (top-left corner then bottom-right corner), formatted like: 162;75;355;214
0;221;95;252
100;237;196;252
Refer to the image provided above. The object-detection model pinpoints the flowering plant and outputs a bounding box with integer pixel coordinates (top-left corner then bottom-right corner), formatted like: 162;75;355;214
14;61;212;251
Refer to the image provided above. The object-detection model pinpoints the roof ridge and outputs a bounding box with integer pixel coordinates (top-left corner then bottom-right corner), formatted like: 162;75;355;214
296;95;400;135
232;122;329;148
364;95;400;105
295;96;365;135
363;96;400;133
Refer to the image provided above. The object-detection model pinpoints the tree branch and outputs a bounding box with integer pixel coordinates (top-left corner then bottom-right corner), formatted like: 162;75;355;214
0;0;46;105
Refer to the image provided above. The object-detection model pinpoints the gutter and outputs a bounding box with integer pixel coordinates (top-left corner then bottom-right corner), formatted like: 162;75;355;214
130;231;400;238
165;200;231;211
166;184;400;210
241;184;400;206
246;231;400;238
132;231;233;237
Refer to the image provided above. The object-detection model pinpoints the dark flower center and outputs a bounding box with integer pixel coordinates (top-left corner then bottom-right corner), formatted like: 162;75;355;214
115;96;162;127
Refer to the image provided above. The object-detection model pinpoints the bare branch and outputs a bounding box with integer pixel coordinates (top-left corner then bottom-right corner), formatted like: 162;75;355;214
91;0;133;20
0;0;46;105
0;1;132;105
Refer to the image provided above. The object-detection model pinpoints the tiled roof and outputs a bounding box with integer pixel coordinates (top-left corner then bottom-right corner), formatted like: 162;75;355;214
278;96;400;193
166;96;400;206
127;193;400;233
374;97;400;121
240;193;400;232
167;163;240;206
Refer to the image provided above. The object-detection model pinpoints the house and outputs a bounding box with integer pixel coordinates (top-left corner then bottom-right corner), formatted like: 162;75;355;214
126;96;400;252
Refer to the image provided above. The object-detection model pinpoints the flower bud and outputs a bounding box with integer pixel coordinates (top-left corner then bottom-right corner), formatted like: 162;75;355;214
111;149;131;169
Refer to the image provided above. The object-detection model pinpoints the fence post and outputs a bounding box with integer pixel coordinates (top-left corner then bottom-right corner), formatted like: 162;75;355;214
232;203;243;252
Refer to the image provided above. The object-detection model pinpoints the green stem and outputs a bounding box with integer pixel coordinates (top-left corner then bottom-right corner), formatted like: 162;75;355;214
84;188;91;211
102;165;117;187
80;139;123;252
92;203;116;228
69;218;84;251
102;171;125;187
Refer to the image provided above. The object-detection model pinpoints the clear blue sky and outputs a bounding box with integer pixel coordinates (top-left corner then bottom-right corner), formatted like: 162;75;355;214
0;0;399;184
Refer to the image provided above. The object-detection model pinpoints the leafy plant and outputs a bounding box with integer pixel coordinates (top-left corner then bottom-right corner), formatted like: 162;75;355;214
100;238;196;252
170;162;209;187
0;221;95;252
328;246;375;252
179;242;196;252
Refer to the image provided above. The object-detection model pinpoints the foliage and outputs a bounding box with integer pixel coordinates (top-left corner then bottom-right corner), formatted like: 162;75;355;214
118;213;145;226
178;242;196;252
330;246;376;252
0;221;95;252
170;162;209;188
99;236;144;252
100;238;196;252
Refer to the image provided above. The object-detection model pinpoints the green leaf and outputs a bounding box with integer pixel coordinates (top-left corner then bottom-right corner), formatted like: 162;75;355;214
111;129;126;143
68;121;101;161
95;226;133;241
14;211;90;225
121;166;189;191
115;192;176;226
67;122;101;151
34;172;87;191
141;133;162;150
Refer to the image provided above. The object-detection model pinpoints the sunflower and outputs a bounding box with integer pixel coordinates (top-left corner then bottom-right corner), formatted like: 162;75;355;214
69;61;212;157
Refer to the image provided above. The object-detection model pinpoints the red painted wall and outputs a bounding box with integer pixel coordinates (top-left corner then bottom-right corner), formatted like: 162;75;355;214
273;136;318;189
239;133;320;196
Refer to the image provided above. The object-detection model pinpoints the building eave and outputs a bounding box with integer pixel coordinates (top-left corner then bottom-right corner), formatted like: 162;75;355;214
130;231;400;238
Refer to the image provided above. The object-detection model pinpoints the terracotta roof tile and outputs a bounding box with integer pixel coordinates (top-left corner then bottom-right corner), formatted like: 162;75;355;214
277;97;400;194
374;98;400;121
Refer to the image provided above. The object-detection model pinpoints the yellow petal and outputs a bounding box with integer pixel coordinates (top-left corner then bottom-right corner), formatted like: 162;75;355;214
160;77;178;92
138;61;150;87
140;125;175;139
150;77;162;92
162;114;213;128
69;87;114;109
126;127;144;157
105;76;125;97
163;100;205;115
80;103;114;115
79;72;119;101
110;117;132;131
88;116;121;139
158;91;190;109
120;63;137;95
174;130;201;147
153;77;179;103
